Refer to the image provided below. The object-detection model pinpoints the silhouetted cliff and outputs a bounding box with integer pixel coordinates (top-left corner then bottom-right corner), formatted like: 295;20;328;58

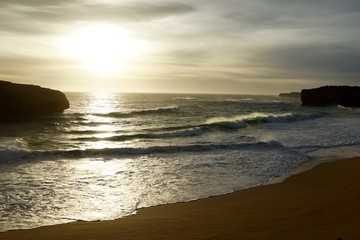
279;92;301;98
301;86;360;107
0;80;69;119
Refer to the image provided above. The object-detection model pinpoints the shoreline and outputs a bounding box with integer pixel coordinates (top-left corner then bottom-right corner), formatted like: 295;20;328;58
268;156;334;185
0;155;325;232
2;156;360;239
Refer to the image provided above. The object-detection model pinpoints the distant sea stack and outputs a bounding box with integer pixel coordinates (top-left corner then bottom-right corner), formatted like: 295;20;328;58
301;86;360;107
279;92;301;98
0;80;69;119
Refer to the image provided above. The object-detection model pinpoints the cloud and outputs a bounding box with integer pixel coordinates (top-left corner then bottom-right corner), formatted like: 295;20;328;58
220;0;360;35
268;0;360;12
0;54;73;86
2;1;194;21
0;1;195;34
0;0;75;7
1;0;359;93
243;43;360;86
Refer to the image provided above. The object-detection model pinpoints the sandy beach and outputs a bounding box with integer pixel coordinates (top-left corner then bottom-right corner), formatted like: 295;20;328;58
1;157;360;240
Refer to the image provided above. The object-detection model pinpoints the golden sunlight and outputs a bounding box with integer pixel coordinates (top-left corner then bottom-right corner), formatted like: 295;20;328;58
60;24;149;75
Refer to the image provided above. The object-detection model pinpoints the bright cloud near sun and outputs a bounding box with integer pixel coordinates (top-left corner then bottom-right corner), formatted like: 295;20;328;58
59;24;152;75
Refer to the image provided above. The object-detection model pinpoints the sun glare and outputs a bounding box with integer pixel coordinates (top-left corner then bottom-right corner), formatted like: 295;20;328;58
61;24;149;74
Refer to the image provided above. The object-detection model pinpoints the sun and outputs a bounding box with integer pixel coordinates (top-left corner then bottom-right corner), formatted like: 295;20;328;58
61;24;148;74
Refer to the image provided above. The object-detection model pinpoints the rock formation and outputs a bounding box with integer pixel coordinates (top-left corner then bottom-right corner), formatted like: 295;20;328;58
279;92;301;98
301;86;360;107
0;80;69;119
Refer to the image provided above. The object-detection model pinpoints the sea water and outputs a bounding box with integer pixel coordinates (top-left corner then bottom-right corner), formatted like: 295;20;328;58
0;93;359;231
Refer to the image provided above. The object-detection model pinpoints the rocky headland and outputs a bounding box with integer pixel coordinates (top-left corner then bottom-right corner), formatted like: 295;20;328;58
0;80;69;119
301;86;360;107
279;92;301;98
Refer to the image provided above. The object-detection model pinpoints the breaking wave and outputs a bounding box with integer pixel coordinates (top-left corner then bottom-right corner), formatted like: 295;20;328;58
1;140;286;162
203;112;323;129
71;112;324;142
94;106;180;118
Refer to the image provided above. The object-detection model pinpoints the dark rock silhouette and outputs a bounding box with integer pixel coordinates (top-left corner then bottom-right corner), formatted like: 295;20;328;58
0;80;69;119
279;92;301;98
301;86;360;107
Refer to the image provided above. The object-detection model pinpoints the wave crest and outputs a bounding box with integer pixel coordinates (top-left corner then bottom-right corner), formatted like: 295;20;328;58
95;106;180;118
71;112;323;142
203;112;297;130
6;140;285;161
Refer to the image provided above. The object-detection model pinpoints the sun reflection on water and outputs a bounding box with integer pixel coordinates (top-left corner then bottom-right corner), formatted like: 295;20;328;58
78;92;129;149
63;158;138;222
85;92;119;114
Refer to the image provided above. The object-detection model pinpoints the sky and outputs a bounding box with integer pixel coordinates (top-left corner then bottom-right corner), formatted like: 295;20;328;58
0;0;359;94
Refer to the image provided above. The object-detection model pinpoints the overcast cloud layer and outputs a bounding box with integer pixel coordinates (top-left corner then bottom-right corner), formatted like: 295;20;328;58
0;0;359;93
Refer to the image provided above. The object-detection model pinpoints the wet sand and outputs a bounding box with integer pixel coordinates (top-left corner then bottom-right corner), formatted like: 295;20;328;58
2;157;360;240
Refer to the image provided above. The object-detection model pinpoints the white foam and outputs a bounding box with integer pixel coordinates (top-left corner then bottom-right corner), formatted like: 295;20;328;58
0;137;29;161
206;112;293;124
307;145;360;160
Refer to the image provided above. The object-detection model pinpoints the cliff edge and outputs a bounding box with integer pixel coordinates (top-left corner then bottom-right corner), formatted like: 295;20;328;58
301;86;360;107
0;80;69;119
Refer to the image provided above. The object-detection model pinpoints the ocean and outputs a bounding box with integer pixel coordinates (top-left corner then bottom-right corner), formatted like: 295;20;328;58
1;92;360;231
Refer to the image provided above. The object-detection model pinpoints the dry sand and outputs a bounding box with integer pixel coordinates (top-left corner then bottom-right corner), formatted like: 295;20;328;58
2;157;360;240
